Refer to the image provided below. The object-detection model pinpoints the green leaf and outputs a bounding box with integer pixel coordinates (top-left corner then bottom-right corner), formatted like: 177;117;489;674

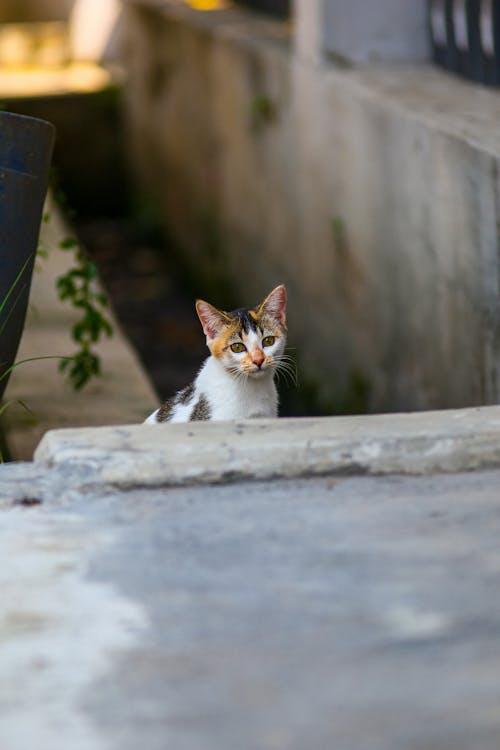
101;317;113;338
56;275;77;301
64;350;101;389
85;262;97;280
0;281;27;339
0;254;32;318
59;237;79;250
95;293;109;307
0;355;70;384
54;232;114;390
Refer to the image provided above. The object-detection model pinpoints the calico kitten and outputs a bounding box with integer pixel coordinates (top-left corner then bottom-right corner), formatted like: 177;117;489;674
145;284;288;423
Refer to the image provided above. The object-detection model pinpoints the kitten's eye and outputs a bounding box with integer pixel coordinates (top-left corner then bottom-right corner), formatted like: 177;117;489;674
262;336;275;348
230;342;246;353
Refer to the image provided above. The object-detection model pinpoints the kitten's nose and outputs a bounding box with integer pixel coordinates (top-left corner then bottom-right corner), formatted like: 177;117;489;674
252;350;265;368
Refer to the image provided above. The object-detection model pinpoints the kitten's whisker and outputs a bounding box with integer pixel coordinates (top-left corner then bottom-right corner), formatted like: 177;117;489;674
278;371;298;388
228;365;248;384
274;354;298;387
275;353;296;365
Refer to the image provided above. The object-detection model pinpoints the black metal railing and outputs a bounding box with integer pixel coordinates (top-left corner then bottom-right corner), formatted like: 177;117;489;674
233;0;290;20
429;0;500;85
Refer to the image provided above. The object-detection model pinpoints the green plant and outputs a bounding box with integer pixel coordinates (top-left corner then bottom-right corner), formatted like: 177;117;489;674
0;185;114;459
0;252;69;393
1;226;113;398
0;356;64;415
56;236;113;389
331;215;349;258
0;358;54;462
0;254;32;342
250;94;277;132
0;254;71;461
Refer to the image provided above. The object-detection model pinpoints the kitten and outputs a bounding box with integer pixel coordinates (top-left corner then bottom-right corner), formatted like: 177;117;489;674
145;284;288;423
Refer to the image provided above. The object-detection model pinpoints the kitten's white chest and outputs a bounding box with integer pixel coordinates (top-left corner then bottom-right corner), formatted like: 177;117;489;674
198;357;277;420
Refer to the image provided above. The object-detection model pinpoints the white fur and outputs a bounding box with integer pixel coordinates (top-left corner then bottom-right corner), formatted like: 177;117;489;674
144;409;161;424
145;355;278;423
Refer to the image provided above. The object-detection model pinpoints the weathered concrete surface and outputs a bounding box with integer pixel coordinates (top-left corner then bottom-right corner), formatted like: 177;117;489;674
122;0;500;413
35;405;500;487
2;195;157;461
1;466;500;749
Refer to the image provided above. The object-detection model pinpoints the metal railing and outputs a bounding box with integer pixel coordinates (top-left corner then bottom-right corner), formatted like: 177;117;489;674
233;0;290;20
429;0;500;85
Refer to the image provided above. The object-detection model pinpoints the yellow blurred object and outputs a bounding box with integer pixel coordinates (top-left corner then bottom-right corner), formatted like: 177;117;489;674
183;0;230;10
0;62;115;98
0;21;70;68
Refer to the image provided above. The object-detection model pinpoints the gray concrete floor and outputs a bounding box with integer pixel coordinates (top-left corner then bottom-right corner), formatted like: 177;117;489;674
2;467;500;750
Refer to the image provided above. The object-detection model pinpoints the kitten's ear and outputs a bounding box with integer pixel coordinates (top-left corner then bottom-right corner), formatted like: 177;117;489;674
258;284;287;327
196;299;230;340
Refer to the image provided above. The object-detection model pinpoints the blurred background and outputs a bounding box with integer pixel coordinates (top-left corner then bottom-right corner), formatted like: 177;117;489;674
2;0;500;419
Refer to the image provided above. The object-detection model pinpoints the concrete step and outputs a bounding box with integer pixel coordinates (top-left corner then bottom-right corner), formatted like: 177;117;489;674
34;404;500;488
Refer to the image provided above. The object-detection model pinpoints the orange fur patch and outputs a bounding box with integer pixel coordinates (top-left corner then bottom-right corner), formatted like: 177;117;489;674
209;321;240;359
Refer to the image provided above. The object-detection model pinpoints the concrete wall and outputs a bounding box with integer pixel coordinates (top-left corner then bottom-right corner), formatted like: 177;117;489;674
121;0;500;414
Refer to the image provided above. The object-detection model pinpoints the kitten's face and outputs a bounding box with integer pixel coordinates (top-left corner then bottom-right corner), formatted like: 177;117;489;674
196;285;287;379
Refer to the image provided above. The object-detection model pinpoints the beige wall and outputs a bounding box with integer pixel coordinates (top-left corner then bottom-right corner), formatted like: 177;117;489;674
121;1;500;414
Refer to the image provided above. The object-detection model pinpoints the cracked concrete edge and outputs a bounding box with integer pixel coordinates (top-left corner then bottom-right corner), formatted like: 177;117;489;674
33;405;500;488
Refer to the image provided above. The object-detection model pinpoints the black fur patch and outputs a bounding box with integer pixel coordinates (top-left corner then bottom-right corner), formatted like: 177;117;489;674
178;382;195;404
156;397;175;422
190;394;211;421
230;307;258;333
156;382;195;422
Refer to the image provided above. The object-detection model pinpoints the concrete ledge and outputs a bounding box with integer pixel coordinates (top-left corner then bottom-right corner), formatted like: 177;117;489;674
35;405;500;486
